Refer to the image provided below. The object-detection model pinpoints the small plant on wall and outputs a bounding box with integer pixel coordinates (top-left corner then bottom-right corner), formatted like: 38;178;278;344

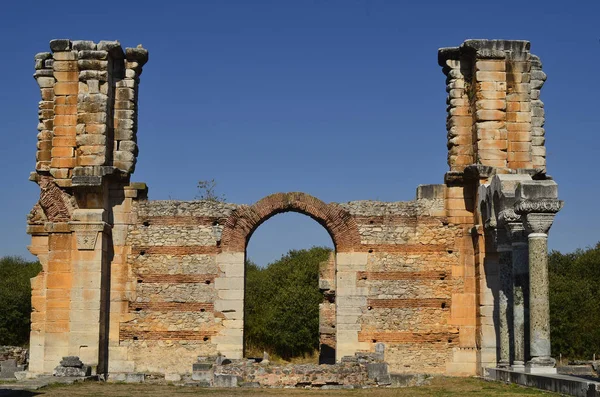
196;179;226;202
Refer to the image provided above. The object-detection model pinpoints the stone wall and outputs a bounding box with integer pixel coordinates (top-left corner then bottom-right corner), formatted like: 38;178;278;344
25;38;560;380
103;188;466;376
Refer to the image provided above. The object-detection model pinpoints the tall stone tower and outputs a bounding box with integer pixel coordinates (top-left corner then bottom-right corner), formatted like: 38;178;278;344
27;39;148;374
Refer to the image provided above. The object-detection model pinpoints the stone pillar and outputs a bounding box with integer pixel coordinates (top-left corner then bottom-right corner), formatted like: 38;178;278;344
68;209;111;374
500;210;528;371
515;181;563;374
335;252;369;361
27;38;148;375
496;238;512;368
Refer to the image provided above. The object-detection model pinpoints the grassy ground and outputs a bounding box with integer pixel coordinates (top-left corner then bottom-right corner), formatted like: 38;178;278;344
0;377;558;396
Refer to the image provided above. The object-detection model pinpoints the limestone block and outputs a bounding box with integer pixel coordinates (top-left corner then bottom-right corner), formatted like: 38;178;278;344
336;272;357;288
217;289;243;300
222;319;243;329
218;263;244;277
165;373;181;382
337;296;367;308
212;335;242;345
216;252;244;265
214;374;240;387
214;299;243;313
108;360;135;373
337;286;367;296
214;277;243;290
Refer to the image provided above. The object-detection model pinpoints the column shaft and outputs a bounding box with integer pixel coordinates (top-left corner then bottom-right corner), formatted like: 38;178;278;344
511;241;528;370
497;250;512;368
528;234;552;361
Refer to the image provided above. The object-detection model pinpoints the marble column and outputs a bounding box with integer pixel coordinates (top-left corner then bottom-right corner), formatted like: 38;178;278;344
500;209;528;372
497;244;513;369
515;198;563;374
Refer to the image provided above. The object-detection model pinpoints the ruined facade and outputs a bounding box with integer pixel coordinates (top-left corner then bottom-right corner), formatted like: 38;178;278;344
26;39;562;378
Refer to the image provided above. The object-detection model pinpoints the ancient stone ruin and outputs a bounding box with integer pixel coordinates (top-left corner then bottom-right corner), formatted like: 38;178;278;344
25;38;562;382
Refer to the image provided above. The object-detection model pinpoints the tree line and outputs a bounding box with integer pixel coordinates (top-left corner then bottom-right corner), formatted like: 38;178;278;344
1;243;600;361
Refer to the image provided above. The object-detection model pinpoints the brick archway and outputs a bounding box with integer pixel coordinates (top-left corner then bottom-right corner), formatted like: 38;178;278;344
220;192;361;252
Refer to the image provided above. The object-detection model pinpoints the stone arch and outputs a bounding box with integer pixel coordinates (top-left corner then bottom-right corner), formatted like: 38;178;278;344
220;192;361;252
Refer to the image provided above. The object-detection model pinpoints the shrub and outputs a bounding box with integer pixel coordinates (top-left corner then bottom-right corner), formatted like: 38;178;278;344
0;256;41;346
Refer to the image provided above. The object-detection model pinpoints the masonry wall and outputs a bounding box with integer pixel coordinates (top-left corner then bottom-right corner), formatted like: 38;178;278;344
100;188;475;376
27;38;552;379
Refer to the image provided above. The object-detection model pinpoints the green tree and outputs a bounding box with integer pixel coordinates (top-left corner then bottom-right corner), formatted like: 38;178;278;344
550;242;600;359
0;256;42;346
244;246;331;360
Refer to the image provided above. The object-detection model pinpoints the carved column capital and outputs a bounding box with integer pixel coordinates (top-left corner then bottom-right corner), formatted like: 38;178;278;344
514;199;563;215
514;199;563;235
68;209;110;250
498;209;527;244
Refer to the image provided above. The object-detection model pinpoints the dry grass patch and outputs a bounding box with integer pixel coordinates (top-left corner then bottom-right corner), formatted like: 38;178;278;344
0;376;558;397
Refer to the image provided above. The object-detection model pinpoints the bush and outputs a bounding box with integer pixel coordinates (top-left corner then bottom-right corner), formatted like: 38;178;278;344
550;242;600;359
0;256;41;346
245;247;331;360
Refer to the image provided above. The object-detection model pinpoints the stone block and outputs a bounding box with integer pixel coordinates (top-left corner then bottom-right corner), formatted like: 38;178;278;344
54;82;79;95
476;110;505;121
193;362;213;371
36;77;55;88
214;277;244;290
476;71;506;82
213;374;240;387
125;373;145;383
50;39;72;52
165;373;181;382
78;60;108;70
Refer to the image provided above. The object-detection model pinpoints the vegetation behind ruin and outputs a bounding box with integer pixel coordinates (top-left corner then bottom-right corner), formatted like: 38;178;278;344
1;244;600;360
244;246;331;360
549;242;600;359
0;256;41;346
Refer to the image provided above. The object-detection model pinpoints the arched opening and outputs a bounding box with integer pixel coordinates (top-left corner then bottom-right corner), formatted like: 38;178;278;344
216;192;362;363
245;212;335;364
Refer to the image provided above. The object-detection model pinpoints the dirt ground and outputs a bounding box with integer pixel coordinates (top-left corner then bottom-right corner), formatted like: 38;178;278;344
0;376;557;397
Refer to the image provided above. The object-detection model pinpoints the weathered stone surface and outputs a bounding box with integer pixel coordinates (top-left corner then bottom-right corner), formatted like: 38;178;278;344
72;40;96;51
24;37;560;382
60;356;83;368
50;39;71;52
213;374;240;387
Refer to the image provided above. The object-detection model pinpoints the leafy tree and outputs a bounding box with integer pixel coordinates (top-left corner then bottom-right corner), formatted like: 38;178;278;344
550;242;600;359
0;256;41;346
245;247;331;360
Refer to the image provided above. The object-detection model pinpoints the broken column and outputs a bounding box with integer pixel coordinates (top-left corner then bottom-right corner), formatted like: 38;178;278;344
515;180;563;373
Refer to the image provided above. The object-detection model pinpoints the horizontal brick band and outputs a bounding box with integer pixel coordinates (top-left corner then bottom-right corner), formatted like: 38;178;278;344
358;331;458;343
139;216;226;226
357;271;448;281
133;246;220;255
364;244;448;253
137;274;216;284
367;298;450;309
119;329;218;341
129;302;214;312
353;216;446;226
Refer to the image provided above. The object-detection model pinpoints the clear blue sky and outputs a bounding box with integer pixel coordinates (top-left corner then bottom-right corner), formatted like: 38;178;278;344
1;1;598;266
